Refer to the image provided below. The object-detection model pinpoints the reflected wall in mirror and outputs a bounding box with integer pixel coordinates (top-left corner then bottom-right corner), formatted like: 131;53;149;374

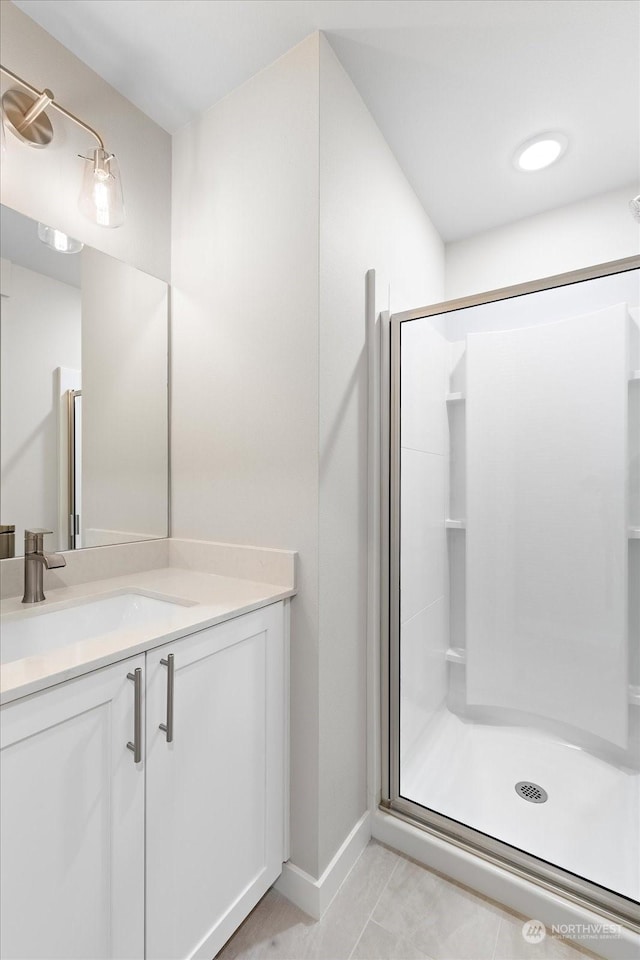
0;205;169;556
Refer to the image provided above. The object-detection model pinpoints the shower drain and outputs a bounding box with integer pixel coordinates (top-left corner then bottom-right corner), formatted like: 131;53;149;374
515;781;548;804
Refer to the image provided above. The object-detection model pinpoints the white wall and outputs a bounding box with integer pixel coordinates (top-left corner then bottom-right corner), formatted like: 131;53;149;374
81;248;168;546
171;31;444;880
317;35;444;871
0;261;80;549
171;35;322;877
445;184;640;300
0;0;171;281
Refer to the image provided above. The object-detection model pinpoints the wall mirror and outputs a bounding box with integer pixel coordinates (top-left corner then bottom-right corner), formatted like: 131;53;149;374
0;204;169;557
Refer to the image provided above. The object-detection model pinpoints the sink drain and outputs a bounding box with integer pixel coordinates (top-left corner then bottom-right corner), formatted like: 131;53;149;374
515;781;548;804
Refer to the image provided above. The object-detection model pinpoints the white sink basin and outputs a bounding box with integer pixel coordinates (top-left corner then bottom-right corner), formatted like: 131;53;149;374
1;592;189;664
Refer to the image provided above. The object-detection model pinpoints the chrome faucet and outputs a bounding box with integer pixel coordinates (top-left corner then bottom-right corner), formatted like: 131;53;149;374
22;529;66;603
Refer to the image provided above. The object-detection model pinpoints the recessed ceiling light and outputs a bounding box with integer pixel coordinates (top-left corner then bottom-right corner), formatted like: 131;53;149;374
513;133;568;172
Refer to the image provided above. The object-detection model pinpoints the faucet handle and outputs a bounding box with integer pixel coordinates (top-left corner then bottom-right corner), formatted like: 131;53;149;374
24;529;53;553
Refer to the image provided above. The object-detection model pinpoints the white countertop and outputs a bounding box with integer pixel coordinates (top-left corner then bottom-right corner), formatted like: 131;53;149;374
0;564;295;705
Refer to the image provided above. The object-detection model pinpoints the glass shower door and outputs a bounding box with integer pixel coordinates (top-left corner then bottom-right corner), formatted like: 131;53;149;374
388;260;640;924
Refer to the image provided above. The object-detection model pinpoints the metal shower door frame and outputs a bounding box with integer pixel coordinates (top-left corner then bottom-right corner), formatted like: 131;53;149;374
382;254;640;932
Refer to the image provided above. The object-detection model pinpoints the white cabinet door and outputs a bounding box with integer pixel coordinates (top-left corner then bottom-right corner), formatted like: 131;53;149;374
0;656;145;960
146;603;285;960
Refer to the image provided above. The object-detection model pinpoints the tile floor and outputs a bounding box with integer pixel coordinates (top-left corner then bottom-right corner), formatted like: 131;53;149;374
216;841;605;960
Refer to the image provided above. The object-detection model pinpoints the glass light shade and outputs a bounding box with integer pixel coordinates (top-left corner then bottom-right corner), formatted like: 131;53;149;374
37;222;84;254
79;148;125;228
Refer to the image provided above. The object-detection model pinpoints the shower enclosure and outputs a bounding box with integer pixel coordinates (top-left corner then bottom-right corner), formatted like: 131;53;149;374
383;257;640;930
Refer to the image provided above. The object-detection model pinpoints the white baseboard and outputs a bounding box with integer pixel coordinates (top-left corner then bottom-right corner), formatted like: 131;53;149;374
372;809;640;960
275;811;371;920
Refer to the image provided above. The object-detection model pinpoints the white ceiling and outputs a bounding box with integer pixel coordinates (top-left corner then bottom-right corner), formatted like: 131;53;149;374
12;0;640;241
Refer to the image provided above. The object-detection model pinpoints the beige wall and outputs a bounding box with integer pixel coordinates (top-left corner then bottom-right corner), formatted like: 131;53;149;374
0;0;171;281
445;184;640;300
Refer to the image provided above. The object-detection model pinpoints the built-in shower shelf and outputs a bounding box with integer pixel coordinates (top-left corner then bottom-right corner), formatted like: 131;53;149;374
629;527;640;540
445;647;466;664
629;370;640;382
445;519;466;530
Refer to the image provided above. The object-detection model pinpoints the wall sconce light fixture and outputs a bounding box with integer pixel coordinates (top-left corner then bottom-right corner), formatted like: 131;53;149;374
1;65;125;228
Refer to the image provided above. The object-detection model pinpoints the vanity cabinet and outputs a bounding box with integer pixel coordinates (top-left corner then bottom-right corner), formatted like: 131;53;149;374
0;654;146;960
0;601;287;960
145;601;285;960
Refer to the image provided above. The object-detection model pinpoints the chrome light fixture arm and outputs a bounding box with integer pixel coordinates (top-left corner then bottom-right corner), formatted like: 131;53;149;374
1;64;105;149
1;64;125;227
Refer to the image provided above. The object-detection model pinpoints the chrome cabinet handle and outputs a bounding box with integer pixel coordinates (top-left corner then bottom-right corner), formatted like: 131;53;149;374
126;667;142;763
159;653;174;743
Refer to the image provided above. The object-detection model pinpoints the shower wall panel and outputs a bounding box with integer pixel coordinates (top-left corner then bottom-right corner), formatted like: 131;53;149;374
399;321;449;764
465;304;630;749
